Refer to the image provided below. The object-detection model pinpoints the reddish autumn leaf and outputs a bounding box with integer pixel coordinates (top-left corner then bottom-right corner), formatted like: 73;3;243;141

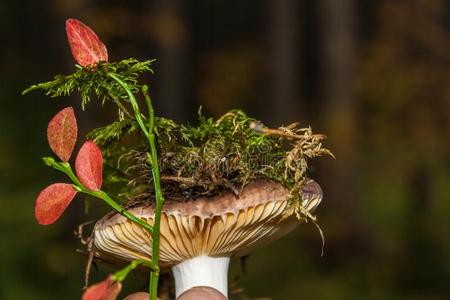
47;107;78;161
82;275;122;300
66;18;108;67
75;141;103;191
35;183;77;225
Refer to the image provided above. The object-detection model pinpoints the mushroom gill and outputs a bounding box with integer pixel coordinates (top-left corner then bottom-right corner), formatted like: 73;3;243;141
94;180;321;266
93;179;322;297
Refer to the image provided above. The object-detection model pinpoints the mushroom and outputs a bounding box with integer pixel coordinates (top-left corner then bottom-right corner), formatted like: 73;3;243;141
93;179;322;298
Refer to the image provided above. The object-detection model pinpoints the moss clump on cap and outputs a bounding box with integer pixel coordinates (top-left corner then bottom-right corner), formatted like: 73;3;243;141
87;109;332;219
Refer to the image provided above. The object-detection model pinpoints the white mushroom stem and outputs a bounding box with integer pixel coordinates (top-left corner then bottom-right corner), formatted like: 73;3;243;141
172;255;230;298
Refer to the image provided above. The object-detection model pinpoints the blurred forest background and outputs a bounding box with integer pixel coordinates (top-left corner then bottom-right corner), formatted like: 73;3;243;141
1;0;450;299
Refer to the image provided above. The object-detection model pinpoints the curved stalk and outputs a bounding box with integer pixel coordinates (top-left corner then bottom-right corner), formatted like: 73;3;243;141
43;158;154;234
108;73;165;300
113;259;160;282
107;90;134;119
108;73;149;136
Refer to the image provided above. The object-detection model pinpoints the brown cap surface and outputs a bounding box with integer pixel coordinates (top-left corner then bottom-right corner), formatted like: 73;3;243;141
93;180;320;266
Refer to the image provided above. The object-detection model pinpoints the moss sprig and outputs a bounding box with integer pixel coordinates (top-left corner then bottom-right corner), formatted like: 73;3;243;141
22;58;154;110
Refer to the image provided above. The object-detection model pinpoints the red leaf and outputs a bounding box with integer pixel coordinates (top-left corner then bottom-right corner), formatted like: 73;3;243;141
35;183;77;225
47;107;78;161
75;141;103;191
82;275;121;300
66;18;108;67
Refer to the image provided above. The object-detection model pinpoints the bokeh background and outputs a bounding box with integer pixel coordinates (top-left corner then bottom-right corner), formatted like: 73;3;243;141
1;0;450;299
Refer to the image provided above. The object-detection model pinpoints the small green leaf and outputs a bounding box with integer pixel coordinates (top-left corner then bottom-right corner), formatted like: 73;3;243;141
42;156;56;166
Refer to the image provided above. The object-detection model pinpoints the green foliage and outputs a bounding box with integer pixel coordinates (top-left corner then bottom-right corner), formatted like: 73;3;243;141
100;109;331;219
22;58;154;109
87;119;139;146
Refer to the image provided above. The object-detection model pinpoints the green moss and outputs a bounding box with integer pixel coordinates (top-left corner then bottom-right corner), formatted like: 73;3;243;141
87;109;332;219
22;58;154;109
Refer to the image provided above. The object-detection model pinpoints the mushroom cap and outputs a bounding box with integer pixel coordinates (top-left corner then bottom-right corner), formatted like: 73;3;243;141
93;179;321;267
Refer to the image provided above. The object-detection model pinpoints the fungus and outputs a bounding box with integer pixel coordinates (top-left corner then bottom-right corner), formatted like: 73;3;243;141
93;179;322;298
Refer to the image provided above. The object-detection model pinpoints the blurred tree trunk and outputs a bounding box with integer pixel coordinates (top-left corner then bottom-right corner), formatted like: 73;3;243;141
151;0;190;122
267;0;300;125
318;0;362;238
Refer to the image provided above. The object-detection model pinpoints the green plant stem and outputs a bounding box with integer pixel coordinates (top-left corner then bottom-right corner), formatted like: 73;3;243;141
108;73;149;136
143;85;154;131
43;158;154;234
108;73;165;300
107;90;134;119
146;97;164;300
80;189;154;234
113;259;159;282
